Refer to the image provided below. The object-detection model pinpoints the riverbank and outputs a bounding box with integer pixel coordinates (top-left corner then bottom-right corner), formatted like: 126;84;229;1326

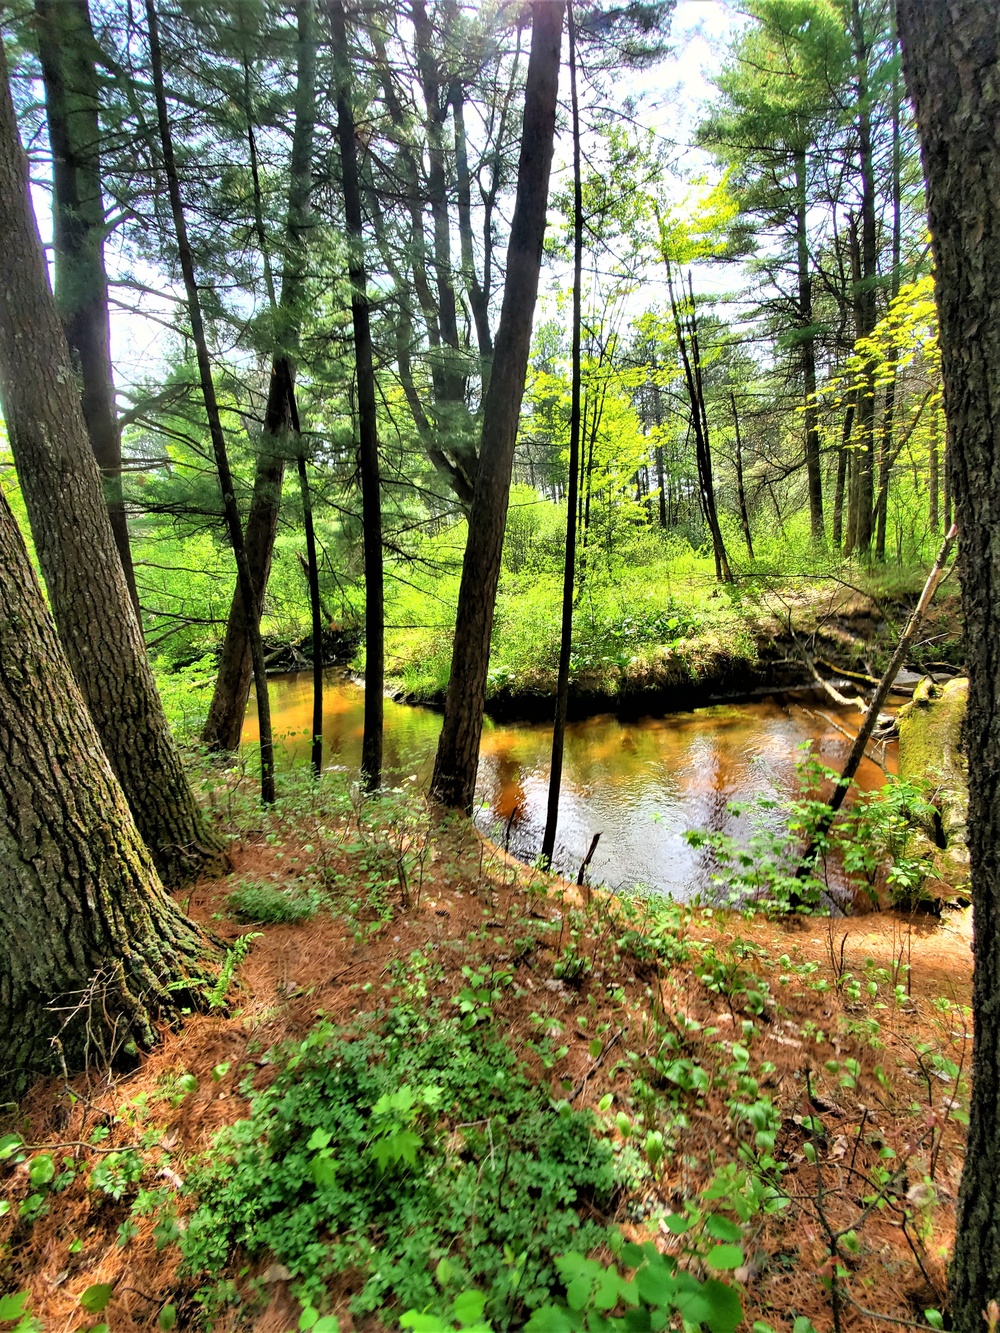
0;774;972;1333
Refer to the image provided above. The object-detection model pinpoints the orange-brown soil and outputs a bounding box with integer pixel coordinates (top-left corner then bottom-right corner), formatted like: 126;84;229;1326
0;800;974;1333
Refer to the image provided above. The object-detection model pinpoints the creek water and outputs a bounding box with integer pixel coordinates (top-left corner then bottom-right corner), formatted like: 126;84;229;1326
243;671;895;900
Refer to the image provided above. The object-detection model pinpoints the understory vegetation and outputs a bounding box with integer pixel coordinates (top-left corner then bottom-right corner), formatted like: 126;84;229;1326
0;763;971;1333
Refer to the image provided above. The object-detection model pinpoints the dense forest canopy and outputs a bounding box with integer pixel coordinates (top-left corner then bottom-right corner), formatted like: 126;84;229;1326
0;0;945;693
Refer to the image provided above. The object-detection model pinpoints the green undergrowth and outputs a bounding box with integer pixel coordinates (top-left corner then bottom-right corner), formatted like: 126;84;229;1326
179;1007;617;1327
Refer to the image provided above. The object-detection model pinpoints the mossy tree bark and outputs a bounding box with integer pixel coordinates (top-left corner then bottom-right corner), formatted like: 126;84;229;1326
896;4;1000;1327
430;0;563;812
34;0;139;618
0;41;227;888
0;484;217;1105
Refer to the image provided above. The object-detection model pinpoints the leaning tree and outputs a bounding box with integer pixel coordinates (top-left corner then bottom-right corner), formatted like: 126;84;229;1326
0;476;218;1103
0;36;227;887
895;2;1000;1328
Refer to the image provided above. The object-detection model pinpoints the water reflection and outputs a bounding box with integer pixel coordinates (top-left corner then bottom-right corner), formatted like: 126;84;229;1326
244;671;894;899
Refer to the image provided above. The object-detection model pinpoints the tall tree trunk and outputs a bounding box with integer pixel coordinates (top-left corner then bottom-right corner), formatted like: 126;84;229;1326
896;8;1000;1327
0;42;226;888
201;0;316;752
329;0;384;790
430;0;564;813
928;409;939;535
795;147;824;543
874;52;904;564
0;483;217;1104
850;0;878;555
665;262;731;581
146;0;274;804
730;391;754;561
34;0;139;617
541;0;580;868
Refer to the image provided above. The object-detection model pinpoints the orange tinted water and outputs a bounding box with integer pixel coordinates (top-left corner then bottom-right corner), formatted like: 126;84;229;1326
244;672;895;899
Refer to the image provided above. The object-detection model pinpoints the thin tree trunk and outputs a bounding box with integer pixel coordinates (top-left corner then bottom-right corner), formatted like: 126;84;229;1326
832;398;855;549
294;395;323;778
541;0;581;868
430;0;564;813
665;261;731;581
451;79;493;387
795;147;824;543
146;0;274;804
34;0;139;618
730;391;754;560
928;410;939;534
850;0;878;554
896;9;1000;1325
329;0;383;791
0;483;218;1104
874;54;904;564
201;0;315;752
0;42;227;888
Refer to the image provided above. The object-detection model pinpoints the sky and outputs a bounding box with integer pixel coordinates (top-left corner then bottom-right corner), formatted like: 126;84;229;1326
88;1;748;393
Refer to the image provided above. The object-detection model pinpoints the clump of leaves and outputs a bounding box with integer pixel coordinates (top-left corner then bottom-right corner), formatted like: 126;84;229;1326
180;1010;616;1325
227;880;318;925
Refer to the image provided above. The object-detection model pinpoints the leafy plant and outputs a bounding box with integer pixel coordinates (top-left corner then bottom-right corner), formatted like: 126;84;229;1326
228;881;319;925
179;1009;616;1324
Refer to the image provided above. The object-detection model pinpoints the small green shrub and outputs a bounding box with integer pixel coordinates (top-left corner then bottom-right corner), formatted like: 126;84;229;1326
227;881;319;924
180;1011;616;1326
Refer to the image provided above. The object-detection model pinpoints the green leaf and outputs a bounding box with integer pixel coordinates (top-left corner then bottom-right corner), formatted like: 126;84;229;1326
451;1290;487;1325
307;1128;333;1151
661;1214;694;1235
0;1293;30;1321
924;1312;944;1331
0;1135;23;1161
525;1305;575;1333
313;1319;340;1333
400;1315;444;1333
597;1094;614;1112
677;1280;742;1333
589;1039;602;1060
705;1245;743;1271
635;1262;676;1307
310;1156;338;1189
792;1319;819;1333
79;1284;115;1314
158;1305;178;1331
28;1155;54;1187
705;1215;742;1243
436;1258;457;1288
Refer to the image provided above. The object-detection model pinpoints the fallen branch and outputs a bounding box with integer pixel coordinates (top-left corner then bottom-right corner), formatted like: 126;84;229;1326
799;707;888;773
798;523;958;873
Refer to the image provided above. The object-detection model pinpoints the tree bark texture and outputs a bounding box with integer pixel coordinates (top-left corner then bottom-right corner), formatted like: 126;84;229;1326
34;0;139;617
329;0;384;791
430;0;564;812
201;0;316;752
795;148;824;543
0;484;216;1103
541;0;580;867
0;43;226;888
848;0;878;554
896;7;1000;1328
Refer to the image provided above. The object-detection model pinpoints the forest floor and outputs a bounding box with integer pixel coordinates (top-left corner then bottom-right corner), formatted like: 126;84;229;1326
0;774;974;1333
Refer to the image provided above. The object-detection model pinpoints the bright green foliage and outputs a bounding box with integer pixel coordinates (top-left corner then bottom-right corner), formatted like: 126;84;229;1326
227;880;320;924
523;1239;742;1333
179;1011;616;1323
685;751;942;913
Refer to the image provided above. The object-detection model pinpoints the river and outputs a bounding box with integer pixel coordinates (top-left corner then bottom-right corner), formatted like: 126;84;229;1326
243;671;894;899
